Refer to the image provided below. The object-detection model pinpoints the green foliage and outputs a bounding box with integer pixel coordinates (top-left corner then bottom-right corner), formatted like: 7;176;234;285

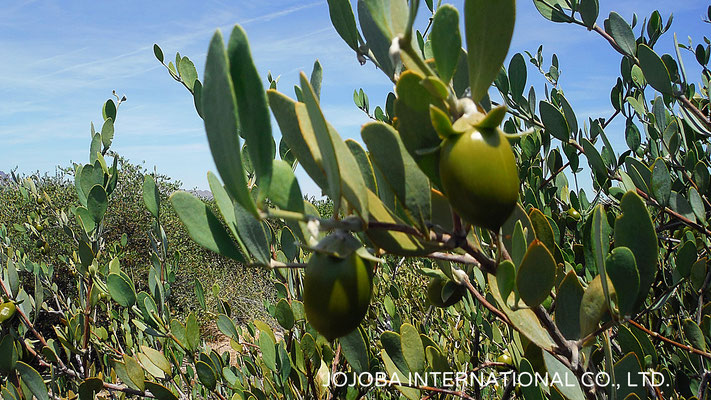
6;1;711;399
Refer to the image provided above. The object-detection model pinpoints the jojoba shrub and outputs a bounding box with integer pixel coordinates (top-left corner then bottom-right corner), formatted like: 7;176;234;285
3;1;711;399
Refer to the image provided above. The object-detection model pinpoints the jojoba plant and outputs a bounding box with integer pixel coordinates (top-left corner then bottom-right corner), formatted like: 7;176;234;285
3;1;711;399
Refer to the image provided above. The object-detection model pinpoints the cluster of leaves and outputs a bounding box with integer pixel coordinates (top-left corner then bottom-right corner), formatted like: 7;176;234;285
0;157;272;327
156;0;711;399
0;97;275;398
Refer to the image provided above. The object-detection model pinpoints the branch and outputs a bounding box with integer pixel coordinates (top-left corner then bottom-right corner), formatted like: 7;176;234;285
539;160;573;189
426;252;481;267
699;371;711;400
533;306;573;359
627;319;711;360
461;277;511;325
327;344;342;400
679;94;711;130
634;188;711;237
592;24;630;58
459;240;497;275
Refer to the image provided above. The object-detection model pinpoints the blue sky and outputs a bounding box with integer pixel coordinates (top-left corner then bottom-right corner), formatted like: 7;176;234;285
0;0;708;195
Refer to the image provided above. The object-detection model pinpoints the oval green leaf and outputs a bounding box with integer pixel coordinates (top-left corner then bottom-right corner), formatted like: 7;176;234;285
170;191;245;262
516;239;556;307
465;0;515;102
227;25;274;202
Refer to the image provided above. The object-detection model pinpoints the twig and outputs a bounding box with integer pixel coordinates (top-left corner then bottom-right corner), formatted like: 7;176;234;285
628;319;711;359
680;95;711;130
462;277;511;325
591;24;630;58
501;377;515;400
426;252;481;267
82;275;94;377
699;371;711;400
533;306;573;359
697;269;711;324
539;160;574;189
634;188;711;236
459;240;497;275
327;344;342;400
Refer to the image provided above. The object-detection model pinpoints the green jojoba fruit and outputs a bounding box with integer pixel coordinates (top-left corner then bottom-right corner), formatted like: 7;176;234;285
439;119;519;231
426;277;466;307
0;302;16;324
303;252;373;341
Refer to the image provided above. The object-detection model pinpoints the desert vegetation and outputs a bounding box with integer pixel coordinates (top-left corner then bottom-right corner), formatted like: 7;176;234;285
2;1;711;399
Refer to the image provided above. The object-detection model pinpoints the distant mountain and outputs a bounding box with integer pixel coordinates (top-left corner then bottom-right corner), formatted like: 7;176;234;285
0;171;9;184
189;189;213;200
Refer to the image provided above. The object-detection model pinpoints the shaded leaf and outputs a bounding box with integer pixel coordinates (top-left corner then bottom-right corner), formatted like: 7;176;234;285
496;260;516;305
216;314;239;340
651;158;671;206
518;358;545;400
542;351;585;400
275;299;295;330
340;327;369;374
258;331;277;371
196;361;217;390
268;90;328;189
540;101;570;141
16;361;48;400
516;240;556;307
529;208;556;253
614;191;658;311
153;44;164;62
509;53;527;100
533;0;572;23
556;271;584;340
683;318;707;351
297;74;343;212
268;160;303;213
310;60;323;101
400;323;425;374
145;382;178;400
100;118;114;150
86;184;108;223
358;0;395;79
345;139;378;194
605;247;640;317
78;377;103;400
614;353;645;399
234;200;271;266
579;0;599;29
107;273;136;307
